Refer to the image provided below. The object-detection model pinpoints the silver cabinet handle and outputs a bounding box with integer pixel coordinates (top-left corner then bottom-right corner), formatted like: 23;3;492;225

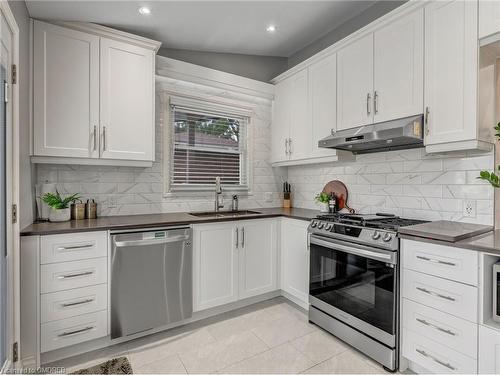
57;270;94;279
102;126;107;151
58;326;94;337
415;318;456;336
285;139;289;155
416;255;457;267
61;298;94;308
93;126;97;151
416;349;456;371
235;227;239;249
425;106;430;136
416;286;456;302
241;227;245;248
56;244;94;251
374;91;379;114
366;93;371;115
438;260;457;266
288;138;292;154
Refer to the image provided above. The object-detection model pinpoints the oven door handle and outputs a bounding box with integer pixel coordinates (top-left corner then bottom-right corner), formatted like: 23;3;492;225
309;235;396;264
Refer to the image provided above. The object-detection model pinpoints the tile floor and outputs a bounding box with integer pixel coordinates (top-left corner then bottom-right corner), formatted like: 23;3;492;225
52;298;390;374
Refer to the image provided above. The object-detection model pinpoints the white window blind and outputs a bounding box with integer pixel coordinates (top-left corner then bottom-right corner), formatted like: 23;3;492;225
169;102;249;191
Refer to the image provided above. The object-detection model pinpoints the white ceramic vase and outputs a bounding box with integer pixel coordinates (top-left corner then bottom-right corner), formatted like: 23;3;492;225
48;207;71;222
319;202;329;213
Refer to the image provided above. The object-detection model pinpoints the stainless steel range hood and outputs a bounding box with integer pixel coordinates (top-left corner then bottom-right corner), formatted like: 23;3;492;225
318;114;424;154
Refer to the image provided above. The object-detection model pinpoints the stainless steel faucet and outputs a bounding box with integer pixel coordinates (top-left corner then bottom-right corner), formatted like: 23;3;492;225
214;176;224;212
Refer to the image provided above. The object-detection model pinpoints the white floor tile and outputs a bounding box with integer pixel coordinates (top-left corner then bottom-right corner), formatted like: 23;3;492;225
302;349;386;374
133;354;187;374
251;316;316;347
290;330;349;363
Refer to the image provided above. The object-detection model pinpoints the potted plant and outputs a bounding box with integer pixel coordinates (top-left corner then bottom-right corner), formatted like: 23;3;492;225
41;191;80;222
315;192;330;213
478;122;500;187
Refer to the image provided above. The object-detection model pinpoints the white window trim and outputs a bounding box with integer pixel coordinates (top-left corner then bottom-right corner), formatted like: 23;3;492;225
162;93;255;197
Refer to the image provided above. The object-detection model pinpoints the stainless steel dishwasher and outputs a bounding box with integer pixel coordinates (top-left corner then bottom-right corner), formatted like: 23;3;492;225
110;226;192;339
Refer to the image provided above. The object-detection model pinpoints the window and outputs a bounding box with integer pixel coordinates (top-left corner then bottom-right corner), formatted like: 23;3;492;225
168;98;250;191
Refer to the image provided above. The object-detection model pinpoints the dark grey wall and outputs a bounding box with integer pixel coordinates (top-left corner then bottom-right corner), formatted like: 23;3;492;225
158;47;288;83
288;1;406;68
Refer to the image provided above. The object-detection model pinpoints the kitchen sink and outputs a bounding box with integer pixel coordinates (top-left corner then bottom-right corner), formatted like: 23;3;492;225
190;210;262;218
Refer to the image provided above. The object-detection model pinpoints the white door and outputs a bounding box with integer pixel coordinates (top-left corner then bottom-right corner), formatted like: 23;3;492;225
33;20;99;158
374;9;424;123
288;69;310;161
424;0;478;145
238;219;278;299
0;2;19;371
271;79;291;163
479;0;500;39
479;325;500;374
193;223;238;311
100;38;154;161
337;34;374;130
280;218;309;308
309;54;337;157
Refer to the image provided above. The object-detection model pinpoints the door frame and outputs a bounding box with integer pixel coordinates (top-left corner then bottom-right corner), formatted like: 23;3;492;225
0;0;20;373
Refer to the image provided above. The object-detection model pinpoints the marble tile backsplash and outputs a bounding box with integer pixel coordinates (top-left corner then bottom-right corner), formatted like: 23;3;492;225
287;148;495;225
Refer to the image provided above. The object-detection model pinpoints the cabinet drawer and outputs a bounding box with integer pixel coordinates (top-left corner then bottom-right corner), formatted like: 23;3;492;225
41;310;107;353
41;258;107;293
403;269;477;322
402;239;478;286
403;298;477;358
41;284;107;323
41;231;107;264
403;328;477;374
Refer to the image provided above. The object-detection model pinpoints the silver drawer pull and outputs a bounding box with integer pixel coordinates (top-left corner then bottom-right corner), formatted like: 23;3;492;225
61;298;94;308
416;286;456;302
416;255;456;267
57;271;94;279
58;326;94;337
416;318;456;336
57;244;94;251
416;349;456;371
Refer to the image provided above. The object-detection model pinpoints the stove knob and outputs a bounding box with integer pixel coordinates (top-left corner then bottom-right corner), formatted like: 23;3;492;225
372;231;381;240
325;224;333;231
383;233;393;242
310;221;317;228
317;222;325;229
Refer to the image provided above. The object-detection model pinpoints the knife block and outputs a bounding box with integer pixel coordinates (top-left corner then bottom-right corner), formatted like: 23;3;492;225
283;192;291;208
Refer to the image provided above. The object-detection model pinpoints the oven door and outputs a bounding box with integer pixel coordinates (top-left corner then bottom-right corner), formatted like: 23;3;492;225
309;234;398;347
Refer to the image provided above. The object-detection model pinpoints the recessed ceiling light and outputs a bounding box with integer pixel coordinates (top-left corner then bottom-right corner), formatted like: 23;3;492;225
138;6;151;15
266;25;276;33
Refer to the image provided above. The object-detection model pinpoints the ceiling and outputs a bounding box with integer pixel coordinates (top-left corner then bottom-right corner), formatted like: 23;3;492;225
25;1;377;57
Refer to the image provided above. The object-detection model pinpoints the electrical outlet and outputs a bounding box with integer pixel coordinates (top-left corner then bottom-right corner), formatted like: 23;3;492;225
463;200;476;218
108;197;117;208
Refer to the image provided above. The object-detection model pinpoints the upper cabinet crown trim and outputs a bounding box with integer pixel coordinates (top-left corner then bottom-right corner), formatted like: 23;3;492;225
271;1;425;83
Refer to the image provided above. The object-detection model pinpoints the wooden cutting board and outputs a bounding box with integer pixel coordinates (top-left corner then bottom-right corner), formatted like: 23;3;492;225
322;180;355;213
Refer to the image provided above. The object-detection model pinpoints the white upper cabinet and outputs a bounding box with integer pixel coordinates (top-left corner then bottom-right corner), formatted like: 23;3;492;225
337;34;374;130
479;1;500;39
99;38;154;161
33;21;100;159
373;9;424;123
32;20;160;166
288;69;310;161
424;0;478;147
309;54;337;157
271;79;291;164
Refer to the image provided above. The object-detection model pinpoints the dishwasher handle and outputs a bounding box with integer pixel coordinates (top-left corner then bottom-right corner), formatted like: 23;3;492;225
113;234;190;248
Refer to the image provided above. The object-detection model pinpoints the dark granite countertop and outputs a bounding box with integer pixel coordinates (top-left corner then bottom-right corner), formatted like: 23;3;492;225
21;207;319;236
398;220;493;242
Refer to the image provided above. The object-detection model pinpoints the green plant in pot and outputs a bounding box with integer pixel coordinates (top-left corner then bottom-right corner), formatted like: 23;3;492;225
41;191;80;222
478;122;500;188
315;192;330;213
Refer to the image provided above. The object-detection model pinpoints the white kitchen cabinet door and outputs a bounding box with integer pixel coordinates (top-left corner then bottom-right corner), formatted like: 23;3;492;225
280;218;309;308
374;9;424;123
271;79;291;163
288;69;311;161
479;325;500;374
33;20;99;158
309;54;337;157
424;0;478;146
99;38;154;161
337;34;374;130
193;223;238;311
239;220;278;299
479;1;500;39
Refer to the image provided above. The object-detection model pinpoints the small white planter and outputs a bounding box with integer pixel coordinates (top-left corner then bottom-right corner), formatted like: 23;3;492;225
48;207;71;222
318;202;329;213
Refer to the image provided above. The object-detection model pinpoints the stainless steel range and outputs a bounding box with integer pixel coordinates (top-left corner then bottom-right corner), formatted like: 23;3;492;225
307;213;427;372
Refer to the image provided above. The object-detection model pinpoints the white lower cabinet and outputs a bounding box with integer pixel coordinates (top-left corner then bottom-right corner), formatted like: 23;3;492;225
280;218;309;308
193;219;278;312
479;325;500;374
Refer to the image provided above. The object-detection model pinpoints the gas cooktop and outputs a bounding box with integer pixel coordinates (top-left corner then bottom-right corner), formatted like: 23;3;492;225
315;213;428;231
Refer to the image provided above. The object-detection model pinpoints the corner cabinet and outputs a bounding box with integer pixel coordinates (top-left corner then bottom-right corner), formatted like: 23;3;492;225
479;1;500;40
193;219;278;312
32;20;160;166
